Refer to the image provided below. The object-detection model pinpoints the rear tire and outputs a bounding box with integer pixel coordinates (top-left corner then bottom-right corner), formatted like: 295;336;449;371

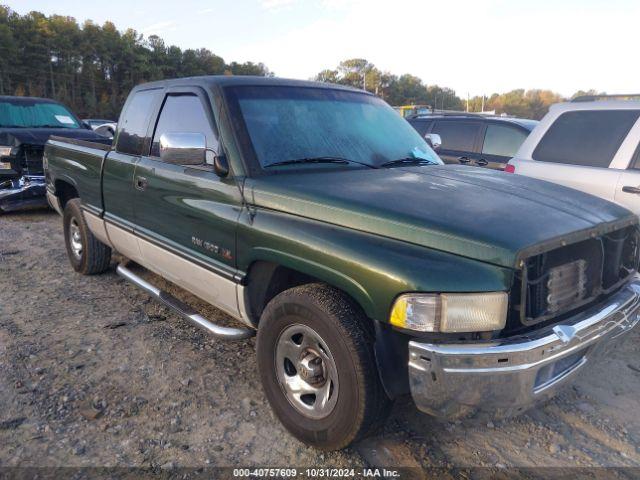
257;283;392;450
63;198;111;275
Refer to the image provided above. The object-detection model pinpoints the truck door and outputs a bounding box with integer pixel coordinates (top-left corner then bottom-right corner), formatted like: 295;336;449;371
133;87;243;316
103;87;162;263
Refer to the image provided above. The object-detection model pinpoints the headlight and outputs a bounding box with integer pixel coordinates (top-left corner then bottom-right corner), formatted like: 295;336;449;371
390;292;508;332
0;161;11;169
0;146;13;157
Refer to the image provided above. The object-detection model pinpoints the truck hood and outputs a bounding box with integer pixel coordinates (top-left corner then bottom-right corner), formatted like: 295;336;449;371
249;165;637;268
0;128;110;147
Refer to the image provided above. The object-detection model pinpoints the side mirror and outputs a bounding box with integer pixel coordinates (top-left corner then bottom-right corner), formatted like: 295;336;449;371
159;132;206;166
213;153;229;178
424;133;442;151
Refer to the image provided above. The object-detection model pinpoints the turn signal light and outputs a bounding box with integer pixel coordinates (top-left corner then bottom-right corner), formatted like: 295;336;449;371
504;164;516;173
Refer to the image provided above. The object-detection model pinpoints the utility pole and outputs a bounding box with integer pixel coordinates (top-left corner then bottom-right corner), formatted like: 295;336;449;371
466;92;469;112
481;95;485;113
363;71;366;91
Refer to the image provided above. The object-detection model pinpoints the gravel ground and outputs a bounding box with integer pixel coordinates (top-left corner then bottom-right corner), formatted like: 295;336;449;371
1;210;639;473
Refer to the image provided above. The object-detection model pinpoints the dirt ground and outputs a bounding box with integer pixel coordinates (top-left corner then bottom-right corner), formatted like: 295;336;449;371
1;210;640;473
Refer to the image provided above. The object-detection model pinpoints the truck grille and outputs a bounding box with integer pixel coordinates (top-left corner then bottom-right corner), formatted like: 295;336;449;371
546;259;587;314
21;146;45;175
510;225;639;329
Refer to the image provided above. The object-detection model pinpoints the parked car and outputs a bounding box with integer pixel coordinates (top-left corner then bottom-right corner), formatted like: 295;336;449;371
44;76;640;450
507;95;640;214
83;118;117;139
83;118;116;130
407;113;538;170
394;104;432;118
0;96;111;212
94;122;117;139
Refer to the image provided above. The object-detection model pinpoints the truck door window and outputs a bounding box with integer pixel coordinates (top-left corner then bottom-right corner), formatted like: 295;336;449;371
532;110;640;168
482;124;528;158
150;94;218;158
431;121;480;152
115;89;160;155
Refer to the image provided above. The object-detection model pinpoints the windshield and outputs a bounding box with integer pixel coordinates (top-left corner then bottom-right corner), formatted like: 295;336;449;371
0;100;81;129
226;86;442;169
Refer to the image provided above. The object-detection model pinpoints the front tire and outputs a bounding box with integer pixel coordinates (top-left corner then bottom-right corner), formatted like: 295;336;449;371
63;198;111;275
257;283;391;450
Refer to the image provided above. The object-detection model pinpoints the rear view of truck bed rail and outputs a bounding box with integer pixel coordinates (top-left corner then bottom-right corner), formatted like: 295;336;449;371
45;136;111;212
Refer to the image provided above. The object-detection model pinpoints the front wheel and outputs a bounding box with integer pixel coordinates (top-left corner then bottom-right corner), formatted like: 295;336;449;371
63;198;111;275
256;284;391;450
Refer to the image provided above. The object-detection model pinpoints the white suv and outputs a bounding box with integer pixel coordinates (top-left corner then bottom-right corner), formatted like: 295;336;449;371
507;96;640;214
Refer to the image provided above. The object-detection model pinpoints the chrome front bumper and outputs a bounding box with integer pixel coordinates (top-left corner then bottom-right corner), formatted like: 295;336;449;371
408;281;640;419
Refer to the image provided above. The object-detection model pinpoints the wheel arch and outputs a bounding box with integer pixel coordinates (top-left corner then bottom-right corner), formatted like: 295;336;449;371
243;255;375;326
242;256;411;399
53;178;79;208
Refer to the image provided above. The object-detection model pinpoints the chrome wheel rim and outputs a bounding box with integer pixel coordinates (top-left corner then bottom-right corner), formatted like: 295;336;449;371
69;218;83;260
275;324;339;419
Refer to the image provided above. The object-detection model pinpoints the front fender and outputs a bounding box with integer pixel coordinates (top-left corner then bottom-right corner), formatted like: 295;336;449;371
237;208;514;322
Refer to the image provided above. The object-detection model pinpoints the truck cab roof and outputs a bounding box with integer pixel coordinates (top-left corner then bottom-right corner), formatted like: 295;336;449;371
131;75;370;94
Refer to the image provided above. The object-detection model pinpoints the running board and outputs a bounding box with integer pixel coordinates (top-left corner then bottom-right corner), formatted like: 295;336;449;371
116;264;255;341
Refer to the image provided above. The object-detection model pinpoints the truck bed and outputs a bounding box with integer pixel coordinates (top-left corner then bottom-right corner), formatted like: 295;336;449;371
45;136;112;213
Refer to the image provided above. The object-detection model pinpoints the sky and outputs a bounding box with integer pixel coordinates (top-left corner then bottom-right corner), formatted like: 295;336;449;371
10;0;640;97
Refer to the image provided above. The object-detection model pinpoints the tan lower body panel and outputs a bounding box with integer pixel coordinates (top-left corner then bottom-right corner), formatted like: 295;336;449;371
136;234;240;319
83;211;112;247
105;222;144;264
83;211;243;321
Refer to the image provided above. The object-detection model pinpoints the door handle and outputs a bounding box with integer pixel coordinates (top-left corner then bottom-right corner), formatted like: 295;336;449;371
622;185;640;194
458;156;471;164
475;158;488;166
135;176;148;191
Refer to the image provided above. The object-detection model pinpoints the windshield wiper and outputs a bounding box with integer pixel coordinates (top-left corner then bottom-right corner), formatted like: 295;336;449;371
380;157;439;168
265;156;376;169
32;124;71;129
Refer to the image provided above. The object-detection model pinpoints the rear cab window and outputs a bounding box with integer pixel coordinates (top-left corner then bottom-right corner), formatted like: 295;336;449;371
115;89;161;155
533;110;640;168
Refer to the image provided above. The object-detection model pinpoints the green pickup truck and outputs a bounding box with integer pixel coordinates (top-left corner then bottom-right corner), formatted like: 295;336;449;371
44;76;640;450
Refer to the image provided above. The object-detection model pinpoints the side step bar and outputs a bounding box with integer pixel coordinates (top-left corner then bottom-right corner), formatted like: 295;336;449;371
116;264;255;341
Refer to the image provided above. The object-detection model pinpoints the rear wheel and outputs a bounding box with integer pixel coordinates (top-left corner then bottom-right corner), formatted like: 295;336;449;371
63;199;111;275
257;283;392;450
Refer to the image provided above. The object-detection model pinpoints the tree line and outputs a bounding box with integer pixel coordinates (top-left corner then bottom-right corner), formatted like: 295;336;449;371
0;5;601;121
315;59;602;120
0;6;270;119
316;59;462;111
